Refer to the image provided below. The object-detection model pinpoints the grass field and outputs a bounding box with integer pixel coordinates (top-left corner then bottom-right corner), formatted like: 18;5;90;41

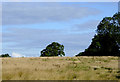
1;56;120;80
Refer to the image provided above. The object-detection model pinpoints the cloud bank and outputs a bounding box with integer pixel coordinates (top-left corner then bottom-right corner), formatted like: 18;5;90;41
2;2;101;25
12;52;23;57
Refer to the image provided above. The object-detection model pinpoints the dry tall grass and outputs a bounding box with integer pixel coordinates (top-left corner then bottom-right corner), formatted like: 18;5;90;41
2;56;119;80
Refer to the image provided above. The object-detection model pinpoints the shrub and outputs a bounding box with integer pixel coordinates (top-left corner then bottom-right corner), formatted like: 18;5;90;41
40;42;65;57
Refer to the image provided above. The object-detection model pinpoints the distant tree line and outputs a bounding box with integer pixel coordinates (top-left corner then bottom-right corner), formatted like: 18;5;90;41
76;12;120;56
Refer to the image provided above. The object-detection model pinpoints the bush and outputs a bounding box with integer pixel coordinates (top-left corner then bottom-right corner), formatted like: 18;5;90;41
0;54;11;57
40;42;65;57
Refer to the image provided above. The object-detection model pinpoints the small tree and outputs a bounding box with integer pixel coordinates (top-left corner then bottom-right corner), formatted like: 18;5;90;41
0;54;11;57
40;42;65;57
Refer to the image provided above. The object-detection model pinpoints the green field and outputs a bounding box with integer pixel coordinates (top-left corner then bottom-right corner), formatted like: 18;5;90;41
1;56;119;80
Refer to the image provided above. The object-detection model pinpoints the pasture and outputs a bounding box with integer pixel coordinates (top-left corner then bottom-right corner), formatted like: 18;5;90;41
1;56;119;80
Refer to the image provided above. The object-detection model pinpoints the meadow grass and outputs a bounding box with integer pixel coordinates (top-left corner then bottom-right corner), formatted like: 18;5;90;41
2;56;119;80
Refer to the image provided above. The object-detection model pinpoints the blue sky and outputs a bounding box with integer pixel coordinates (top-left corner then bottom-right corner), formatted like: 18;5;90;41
2;2;118;57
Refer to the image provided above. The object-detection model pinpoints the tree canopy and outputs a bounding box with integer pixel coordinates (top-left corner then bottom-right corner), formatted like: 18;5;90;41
76;12;120;56
0;54;11;57
40;42;65;57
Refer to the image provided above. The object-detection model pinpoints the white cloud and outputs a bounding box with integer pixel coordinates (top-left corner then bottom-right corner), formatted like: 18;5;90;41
12;52;23;57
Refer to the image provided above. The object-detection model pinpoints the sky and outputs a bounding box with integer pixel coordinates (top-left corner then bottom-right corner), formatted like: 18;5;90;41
118;1;120;12
2;2;118;57
2;0;120;2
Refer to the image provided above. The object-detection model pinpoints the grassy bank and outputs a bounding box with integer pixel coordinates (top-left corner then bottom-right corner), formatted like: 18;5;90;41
2;56;119;80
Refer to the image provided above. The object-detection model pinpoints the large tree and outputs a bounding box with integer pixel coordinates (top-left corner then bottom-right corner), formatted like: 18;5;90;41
40;42;65;57
76;12;120;56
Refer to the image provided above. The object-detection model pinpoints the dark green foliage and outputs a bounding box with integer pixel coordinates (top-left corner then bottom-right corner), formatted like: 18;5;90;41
76;12;120;56
0;54;11;57
40;42;65;57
